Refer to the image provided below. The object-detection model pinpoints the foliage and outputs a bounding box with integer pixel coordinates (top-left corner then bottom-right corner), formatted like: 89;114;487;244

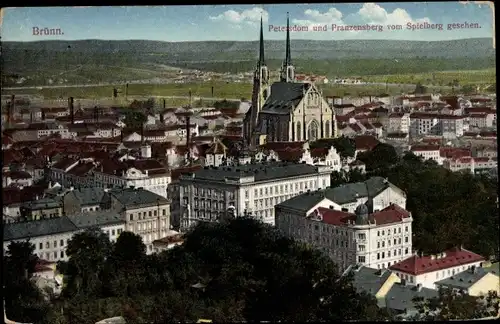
357;143;399;171
414;82;428;94
213;99;239;110
331;169;367;188
3;220;392;323
310;136;356;160
3;241;52;324
411;287;499;320
123;111;147;128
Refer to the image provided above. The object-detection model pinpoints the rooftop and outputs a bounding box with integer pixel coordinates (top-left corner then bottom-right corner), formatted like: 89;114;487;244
4;216;79;241
389;247;485;276
434;266;496;290
277;176;404;212
21;197;62;210
67;211;124;229
107;187;169;208
182;161;325;184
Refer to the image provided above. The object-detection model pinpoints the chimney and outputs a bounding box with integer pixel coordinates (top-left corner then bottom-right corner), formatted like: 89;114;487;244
69;97;75;125
186;114;191;162
211;86;214;98
163;98;166;110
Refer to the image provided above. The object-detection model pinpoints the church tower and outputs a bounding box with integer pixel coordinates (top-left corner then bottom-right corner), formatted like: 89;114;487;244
249;17;270;133
280;12;295;83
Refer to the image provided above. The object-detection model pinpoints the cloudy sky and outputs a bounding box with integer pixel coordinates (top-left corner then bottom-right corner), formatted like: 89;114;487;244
2;3;494;42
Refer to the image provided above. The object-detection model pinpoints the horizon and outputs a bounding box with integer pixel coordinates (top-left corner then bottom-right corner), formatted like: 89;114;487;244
3;36;493;44
2;3;494;42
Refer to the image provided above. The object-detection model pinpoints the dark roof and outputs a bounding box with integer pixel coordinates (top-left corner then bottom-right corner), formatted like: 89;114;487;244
261;82;311;114
3;216;79;241
183;161;324;184
21;197;62;210
384;282;439;313
108;187;168;208
66;187;105;206
349;266;393;295
434;267;494;290
277;176;404;212
67;211;125;229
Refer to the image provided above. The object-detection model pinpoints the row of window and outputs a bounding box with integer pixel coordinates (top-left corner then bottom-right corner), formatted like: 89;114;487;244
377;236;409;248
129;209;167;221
377;248;409;260
249;179;324;198
377;226;408;236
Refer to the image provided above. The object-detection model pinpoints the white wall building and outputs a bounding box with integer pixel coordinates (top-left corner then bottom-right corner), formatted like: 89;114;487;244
388;113;410;134
410;145;443;165
179;162;333;229
275;177;411;272
389;247;485;289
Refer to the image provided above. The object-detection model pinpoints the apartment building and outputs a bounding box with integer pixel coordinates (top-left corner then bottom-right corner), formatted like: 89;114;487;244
179;162;333;229
275;177;411;272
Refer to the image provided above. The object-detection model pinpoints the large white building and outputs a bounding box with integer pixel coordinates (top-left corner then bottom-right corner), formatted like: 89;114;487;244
3;212;126;262
179;162;333;230
275;177;412;272
409;113;464;138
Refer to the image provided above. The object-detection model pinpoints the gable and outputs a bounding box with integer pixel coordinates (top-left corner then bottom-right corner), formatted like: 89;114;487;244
292;83;335;116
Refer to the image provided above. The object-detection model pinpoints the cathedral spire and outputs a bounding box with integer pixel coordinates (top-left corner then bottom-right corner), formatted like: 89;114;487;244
285;12;291;67
259;16;265;66
280;12;295;83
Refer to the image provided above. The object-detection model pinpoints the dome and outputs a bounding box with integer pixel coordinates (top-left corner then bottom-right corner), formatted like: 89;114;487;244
355;203;369;216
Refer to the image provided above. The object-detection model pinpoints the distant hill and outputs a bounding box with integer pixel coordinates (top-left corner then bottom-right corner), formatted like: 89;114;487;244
2;38;495;60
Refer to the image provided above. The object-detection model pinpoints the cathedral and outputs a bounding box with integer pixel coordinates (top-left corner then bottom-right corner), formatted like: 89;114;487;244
243;14;338;148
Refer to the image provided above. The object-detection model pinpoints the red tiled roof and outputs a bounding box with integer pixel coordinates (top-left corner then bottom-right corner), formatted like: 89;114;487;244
349;123;362;132
261;141;305;151
273;148;304;162
355;135;379;151
389;247;484;275
2;185;46;205
410;112;440;119
411;145;440;152
317;204;410;226
465;108;494;114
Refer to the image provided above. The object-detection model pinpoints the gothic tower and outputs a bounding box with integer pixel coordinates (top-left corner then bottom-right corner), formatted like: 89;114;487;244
250;17;270;133
280;12;295;83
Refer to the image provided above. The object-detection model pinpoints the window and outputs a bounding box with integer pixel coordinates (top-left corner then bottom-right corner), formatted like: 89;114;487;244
405;236;409;243
46;242;50;249
377;231;380;237
388;251;391;257
382;230;385;235
398;227;401;233
149;211;152;217
53;252;57;259
129;214;134;221
405;248;409;254
54;240;57;247
112;229;116;235
60;251;64;258
377;242;380;248
60;239;64;246
382;252;385;258
405;226;408;232
377;253;380;260
398;238;402;244
39;243;43;250
358;256;366;263
382;241;385;248
394;238;397;245
117;229;122;234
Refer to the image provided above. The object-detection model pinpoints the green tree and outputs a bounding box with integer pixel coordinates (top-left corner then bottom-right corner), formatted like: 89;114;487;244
357;143;399;171
59;227;112;298
412;287;499;320
310;136;356;161
3;240;50;324
123;111;147;128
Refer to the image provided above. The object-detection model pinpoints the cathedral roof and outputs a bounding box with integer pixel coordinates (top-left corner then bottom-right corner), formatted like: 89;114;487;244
261;82;312;114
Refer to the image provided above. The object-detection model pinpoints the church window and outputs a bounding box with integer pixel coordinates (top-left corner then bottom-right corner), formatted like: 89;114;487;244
296;122;302;141
308;120;319;141
325;120;331;138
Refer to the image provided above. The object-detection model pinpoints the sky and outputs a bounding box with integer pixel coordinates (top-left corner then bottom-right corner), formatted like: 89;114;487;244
1;3;495;42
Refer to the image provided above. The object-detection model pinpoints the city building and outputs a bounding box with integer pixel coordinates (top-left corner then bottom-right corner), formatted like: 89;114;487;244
179;162;333;230
275;177;411;271
389;247;485;289
434;266;500;297
20;197;63;221
102;187;171;254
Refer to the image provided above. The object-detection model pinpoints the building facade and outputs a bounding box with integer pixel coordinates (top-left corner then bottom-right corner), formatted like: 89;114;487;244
243;15;337;147
179;162;333;230
275;177;411;272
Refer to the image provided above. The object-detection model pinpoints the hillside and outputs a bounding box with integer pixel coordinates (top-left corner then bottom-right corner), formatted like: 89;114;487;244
2;37;495;61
